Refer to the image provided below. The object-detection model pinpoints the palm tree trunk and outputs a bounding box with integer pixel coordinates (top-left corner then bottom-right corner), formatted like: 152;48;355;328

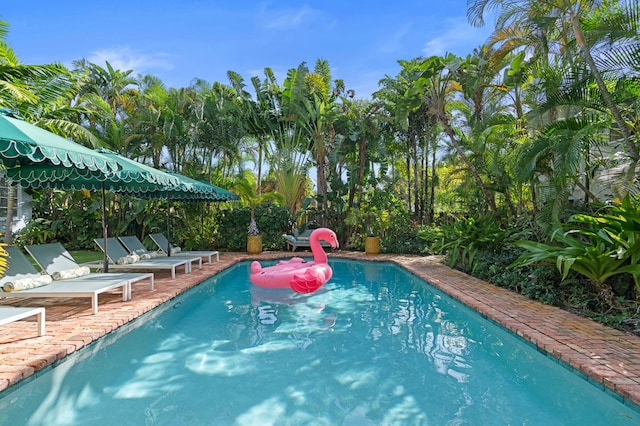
594;280;618;312
429;147;437;224
316;152;328;225
572;16;639;161
413;135;420;220
439;114;497;212
406;152;412;212
257;142;263;196
357;137;366;206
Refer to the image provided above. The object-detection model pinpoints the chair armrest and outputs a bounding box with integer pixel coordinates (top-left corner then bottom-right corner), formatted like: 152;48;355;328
283;235;297;244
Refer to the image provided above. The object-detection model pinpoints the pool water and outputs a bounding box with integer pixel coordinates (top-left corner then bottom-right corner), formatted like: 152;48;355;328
0;259;637;425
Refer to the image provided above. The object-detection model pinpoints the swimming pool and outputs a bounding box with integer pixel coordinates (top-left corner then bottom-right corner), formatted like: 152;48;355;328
0;259;637;425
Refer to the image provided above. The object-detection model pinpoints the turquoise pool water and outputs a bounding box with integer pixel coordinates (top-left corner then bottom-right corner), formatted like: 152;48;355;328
0;259;637;425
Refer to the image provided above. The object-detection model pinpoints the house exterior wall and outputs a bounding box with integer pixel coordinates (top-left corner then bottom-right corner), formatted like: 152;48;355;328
0;174;31;236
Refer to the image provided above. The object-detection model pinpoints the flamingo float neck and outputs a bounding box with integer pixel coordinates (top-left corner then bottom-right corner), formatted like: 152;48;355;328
309;229;330;263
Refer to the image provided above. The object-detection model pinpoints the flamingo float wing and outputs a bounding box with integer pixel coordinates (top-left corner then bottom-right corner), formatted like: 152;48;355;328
290;268;326;293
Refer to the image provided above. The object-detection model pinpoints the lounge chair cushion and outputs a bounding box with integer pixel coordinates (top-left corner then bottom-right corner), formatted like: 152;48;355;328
3;275;53;292
52;266;91;281
116;254;140;265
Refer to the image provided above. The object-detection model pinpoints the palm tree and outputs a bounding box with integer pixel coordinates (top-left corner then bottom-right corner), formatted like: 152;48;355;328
193;79;249;179
340;98;385;208
257;64;314;216
468;0;640;160
73;59;139;123
375;67;432;222
227;70;276;197
300;59;343;224
0;22;86;243
0;21;70;109
399;54;498;213
233;170;284;236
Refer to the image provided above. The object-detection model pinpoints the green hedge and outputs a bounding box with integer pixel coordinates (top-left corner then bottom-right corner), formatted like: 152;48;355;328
213;203;292;251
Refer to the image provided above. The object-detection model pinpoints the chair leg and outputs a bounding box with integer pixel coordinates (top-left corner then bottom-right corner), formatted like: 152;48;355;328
36;308;45;336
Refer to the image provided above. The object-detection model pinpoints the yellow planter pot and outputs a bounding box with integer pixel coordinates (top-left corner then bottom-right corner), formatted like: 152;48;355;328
247;235;263;254
365;236;380;255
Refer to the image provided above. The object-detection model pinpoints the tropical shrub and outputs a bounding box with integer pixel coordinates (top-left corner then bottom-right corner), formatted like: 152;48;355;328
383;221;425;254
433;214;522;271
471;247;566;306
13;218;57;247
344;187;418;253
417;225;444;254
22;190;104;249
150;203;225;251
510;196;640;309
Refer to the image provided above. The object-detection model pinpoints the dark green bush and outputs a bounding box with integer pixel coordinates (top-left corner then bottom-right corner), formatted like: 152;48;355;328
457;246;640;331
213;203;292;251
382;223;425;254
469;247;566;306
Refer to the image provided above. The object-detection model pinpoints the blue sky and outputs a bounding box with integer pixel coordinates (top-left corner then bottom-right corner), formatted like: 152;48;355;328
1;1;495;98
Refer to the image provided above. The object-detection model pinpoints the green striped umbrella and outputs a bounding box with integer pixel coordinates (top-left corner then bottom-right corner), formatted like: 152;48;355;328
0;111;118;174
7;149;182;271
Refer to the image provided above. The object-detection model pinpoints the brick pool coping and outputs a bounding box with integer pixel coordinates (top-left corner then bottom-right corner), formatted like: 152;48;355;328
1;251;640;410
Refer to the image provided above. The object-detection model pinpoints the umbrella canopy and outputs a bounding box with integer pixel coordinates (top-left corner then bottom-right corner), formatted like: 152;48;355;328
0;110;118;174
124;170;238;255
7;148;181;193
6;148;184;272
160;171;239;202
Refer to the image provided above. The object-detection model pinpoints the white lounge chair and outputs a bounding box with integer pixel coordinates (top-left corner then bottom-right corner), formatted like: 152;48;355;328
118;236;203;270
25;243;154;299
0;306;45;337
0;246;139;315
93;238;196;280
149;232;219;264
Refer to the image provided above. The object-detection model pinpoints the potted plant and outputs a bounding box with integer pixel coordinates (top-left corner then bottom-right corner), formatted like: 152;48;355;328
234;172;284;254
364;208;390;255
346;207;389;255
246;216;262;254
365;233;381;255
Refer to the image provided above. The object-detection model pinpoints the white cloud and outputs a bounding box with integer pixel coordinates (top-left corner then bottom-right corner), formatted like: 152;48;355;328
422;17;492;57
258;4;316;30
88;46;175;76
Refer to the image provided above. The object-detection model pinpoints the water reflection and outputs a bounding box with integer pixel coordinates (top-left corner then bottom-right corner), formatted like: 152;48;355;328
351;265;473;385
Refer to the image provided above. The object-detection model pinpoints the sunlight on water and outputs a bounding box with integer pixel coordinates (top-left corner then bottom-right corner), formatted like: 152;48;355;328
0;259;638;425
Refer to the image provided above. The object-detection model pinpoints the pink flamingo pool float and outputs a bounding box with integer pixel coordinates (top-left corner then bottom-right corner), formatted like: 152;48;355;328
250;227;339;293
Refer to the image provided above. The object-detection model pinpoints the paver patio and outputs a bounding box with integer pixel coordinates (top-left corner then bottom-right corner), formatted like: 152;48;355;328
1;251;639;411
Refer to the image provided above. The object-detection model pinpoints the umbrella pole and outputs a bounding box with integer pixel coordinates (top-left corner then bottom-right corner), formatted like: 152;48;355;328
102;183;109;272
166;197;171;256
